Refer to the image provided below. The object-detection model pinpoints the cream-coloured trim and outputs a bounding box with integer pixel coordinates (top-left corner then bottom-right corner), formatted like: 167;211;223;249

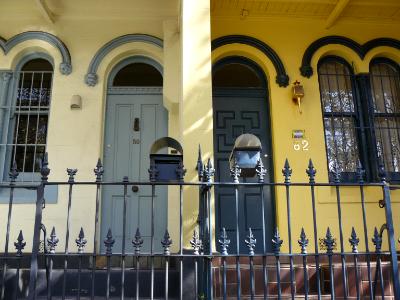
34;0;55;24
325;0;350;29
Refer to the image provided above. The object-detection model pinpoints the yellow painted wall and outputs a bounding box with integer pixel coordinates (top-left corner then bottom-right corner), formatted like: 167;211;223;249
211;17;400;252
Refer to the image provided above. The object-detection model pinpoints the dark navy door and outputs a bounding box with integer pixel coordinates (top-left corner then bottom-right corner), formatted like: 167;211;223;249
212;57;274;254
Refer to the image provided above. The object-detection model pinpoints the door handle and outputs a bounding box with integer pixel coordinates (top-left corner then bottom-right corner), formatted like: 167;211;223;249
133;118;140;131
132;185;139;193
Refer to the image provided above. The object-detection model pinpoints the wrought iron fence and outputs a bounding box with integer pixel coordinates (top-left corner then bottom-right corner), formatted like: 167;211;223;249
0;151;399;299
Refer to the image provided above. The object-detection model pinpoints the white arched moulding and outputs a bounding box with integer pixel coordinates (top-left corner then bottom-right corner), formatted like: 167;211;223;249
85;34;163;86
0;31;72;75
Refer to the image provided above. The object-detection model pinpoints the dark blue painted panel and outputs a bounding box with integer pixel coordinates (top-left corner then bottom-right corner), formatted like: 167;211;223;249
213;91;275;254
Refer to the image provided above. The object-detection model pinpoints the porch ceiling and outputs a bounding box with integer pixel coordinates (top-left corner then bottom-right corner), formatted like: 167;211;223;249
211;0;400;26
0;0;180;21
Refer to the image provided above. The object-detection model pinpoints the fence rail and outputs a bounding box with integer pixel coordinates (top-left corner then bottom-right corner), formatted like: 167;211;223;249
0;152;399;299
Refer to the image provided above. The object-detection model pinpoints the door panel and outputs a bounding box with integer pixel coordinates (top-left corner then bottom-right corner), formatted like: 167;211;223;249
213;93;274;254
101;93;168;253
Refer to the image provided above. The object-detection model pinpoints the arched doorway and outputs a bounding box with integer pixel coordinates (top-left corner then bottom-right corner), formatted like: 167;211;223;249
212;56;275;253
101;56;168;253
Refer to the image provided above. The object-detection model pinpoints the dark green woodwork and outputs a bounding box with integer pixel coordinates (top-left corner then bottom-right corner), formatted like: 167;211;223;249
212;57;275;253
318;56;400;183
211;35;289;87
301;36;400;78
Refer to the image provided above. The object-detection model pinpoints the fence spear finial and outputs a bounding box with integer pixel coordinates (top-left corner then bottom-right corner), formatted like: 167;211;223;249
256;157;267;183
161;229;172;255
94;159;104;182
306;159;316;184
203;158;215;183
67;168;78;183
196;145;203;180
298;228;309;254
282;159;292;184
230;157;241;184
14;230;26;257
356;160;365;184
272;227;283;255
47;226;59;254
349;227;359;253
40;153;50;182
104;228;115;255
132;228;144;254
323;227;335;254
245;228;256;256
372;227;382;253
218;227;230;255
76;227;87;253
190;229;202;255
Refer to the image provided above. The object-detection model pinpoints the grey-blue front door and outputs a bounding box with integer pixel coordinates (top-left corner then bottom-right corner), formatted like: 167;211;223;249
101;90;168;253
213;90;275;254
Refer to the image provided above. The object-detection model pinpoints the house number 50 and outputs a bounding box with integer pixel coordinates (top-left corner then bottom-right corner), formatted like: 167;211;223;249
293;140;309;151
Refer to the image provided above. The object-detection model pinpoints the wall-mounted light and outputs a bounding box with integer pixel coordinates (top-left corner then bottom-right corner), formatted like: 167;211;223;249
70;95;82;109
292;80;304;114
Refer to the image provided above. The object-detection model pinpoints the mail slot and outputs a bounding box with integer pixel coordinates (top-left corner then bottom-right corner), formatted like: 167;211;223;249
149;137;185;182
229;133;262;177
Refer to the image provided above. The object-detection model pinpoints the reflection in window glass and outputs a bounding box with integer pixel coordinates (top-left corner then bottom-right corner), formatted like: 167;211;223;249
113;63;162;86
370;61;400;173
6;58;53;180
318;59;359;175
213;63;263;88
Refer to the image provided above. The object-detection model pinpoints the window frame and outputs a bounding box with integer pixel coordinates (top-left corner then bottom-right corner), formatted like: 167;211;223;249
2;54;54;182
317;55;364;182
318;55;400;183
368;57;400;182
0;53;58;203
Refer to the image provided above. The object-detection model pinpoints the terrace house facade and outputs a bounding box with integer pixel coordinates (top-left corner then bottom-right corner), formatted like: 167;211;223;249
0;0;400;298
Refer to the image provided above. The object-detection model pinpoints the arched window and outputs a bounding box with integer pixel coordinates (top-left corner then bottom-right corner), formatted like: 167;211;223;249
212;61;264;88
112;62;162;86
318;57;360;181
318;56;400;182
370;58;400;180
4;58;53;181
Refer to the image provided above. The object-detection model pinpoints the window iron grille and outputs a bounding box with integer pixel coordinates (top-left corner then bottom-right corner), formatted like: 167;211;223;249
370;60;400;181
0;68;53;182
318;57;400;183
